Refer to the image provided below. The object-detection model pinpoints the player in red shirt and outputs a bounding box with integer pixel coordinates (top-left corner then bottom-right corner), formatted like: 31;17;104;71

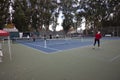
93;31;102;49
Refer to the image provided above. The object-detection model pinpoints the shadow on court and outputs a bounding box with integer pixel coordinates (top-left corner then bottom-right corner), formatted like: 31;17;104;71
0;38;120;80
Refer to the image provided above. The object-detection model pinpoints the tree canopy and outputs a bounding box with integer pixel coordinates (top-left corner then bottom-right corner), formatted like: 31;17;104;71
0;0;10;29
0;0;120;34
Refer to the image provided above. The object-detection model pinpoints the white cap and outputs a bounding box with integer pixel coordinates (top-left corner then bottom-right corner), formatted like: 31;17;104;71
98;31;100;34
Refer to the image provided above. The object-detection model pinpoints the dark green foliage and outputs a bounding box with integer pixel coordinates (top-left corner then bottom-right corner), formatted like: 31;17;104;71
0;0;9;29
0;0;120;34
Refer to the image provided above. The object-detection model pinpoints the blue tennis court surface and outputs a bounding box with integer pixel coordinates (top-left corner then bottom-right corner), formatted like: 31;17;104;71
16;38;93;53
16;37;120;54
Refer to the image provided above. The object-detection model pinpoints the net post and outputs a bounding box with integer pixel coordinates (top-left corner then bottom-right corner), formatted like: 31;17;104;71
44;39;47;48
44;35;47;48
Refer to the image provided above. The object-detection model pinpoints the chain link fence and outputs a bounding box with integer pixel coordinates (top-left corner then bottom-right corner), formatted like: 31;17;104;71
100;27;120;37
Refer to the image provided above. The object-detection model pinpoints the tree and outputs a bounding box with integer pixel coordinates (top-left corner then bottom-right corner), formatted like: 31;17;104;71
0;0;10;29
6;0;120;36
13;0;30;32
27;0;58;33
60;0;76;34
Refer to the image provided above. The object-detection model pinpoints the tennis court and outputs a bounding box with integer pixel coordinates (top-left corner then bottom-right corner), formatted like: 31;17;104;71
0;37;120;80
15;37;95;53
15;37;120;54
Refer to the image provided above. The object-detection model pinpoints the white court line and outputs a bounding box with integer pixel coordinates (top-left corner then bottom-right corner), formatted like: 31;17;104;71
110;54;120;62
26;43;60;51
47;42;68;46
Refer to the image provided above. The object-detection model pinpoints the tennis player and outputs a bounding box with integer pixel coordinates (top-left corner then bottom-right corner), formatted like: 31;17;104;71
93;31;102;49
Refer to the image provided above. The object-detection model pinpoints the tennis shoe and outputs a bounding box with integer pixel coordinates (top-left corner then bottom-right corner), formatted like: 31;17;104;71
92;46;95;49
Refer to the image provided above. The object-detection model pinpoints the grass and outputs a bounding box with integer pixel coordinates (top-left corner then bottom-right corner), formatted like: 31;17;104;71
0;39;120;80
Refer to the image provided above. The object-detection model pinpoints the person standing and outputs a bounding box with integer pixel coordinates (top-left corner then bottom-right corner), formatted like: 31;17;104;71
32;33;36;42
93;31;102;49
0;43;3;62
